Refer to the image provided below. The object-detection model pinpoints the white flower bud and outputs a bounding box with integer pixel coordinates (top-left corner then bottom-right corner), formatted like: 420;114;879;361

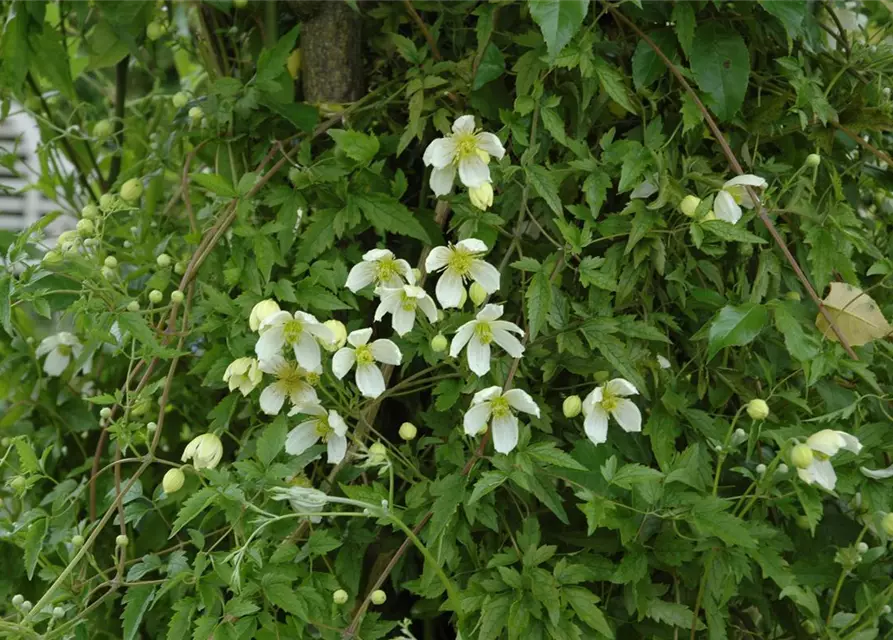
101;266;116;280
791;444;813;469
563;395;582;418
170;290;185;304
20;601;32;613
81;204;99;219
149;290;163;304
805;153;821;168
172;92;189;108
146;422;157;432
115;534;129;548
469;282;487;306
11;595;24;607
76;218;94;236
52;606;65;619
120;178;143;203
367;442;388;466
71;534;85;547
747;399;769;420
188;106;203;121
333;589;348;605
162;468;185;493
127;300;140;312
181;433;223;470
756;463;767;475
778;463;789;474
104;256;118;269
469;182;494;210
100;407;112;419
322;319;347;351
731;428;748;447
679;194;701;217
249;299;280;332
856;541;869;554
399;422;417;441
370;590;386;605
156;253;172;268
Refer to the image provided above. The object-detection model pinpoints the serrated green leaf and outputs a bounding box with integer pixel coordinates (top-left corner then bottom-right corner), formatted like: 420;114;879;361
295;211;338;263
190;173;238;198
469;471;508;504
594;57;636;114
565;586;614;637
473;42;506;90
167;598;196;640
24;516;47;580
14;436;40;473
121;585;155;640
526;270;553;340
632;30;677;91
671;3;695;56
170;487;217;537
528;0;589;59
690;26;750;121
526;165;563;216
707;304;768;360
266;581;309;620
256;416;287;467
527;442;587;471
328;129;380;164
647;599;703;630
702;220;767;244
353;193;430;243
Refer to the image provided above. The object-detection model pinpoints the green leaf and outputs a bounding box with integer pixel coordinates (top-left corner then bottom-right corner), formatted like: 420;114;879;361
190;173;238;198
166;599;196;640
794;482;823;534
774;304;820;361
701;220;767;244
611;463;663;488
353;193;430;243
671;2;695;57
267;581;309;620
480;593;513;640
581;331;648;398
647;599;703;630
328;129;380;164
565;587;614;637
473;42;506;90
690;25;750;121
295;212;338;263
24;516;47;580
632;31;678;91
526;165;563;216
761;0;807;38
594;57;636;114
0;274;11;336
121;585;156;640
256;416;287;467
528;0;589;59
690;499;756;548
707;304;768;360
14;436;40;473
527;442;587;471
170;487;217;537
469;471;508;504
526;270;553;340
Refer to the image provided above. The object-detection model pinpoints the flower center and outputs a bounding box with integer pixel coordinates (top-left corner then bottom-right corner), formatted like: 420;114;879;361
305;371;320;386
400;292;417;312
355;344;375;366
57;344;72;357
314;417;333;441
277;363;305;389
283;319;303;345
727;186;745;204
474;321;493;344
814;451;830;461
490;396;511;419
600;389;619;412
447;249;474;277
375;257;400;283
454;132;479;160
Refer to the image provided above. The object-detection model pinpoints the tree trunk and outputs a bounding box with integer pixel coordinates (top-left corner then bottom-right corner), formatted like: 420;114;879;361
298;1;364;104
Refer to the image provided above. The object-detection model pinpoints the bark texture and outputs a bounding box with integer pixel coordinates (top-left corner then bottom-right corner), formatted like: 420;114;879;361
298;1;364;103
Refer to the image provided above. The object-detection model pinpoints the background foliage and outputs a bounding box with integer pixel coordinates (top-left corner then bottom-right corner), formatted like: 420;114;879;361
2;1;893;639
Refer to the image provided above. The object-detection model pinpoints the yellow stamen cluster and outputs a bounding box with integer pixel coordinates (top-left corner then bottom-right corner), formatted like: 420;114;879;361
283;319;304;345
447;249;474;276
314;417;334;441
490;396;510;419
474;322;493;344
375;257;401;283
599;389;619;412
355;344;375;366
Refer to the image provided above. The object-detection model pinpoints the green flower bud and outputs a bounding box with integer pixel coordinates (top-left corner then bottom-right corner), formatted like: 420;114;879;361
10;476;27;491
149;290;163;304
101;266;116;280
162;468;185;493
43;250;62;264
333;589;348;605
805;153;821;168
146;421;157;432
156;253;172;268
368;442;388;466
172;92;189;108
746;399;769;420
93;119;113;139
115;534;129;548
469;281;487;306
679;194;701;217
785;291;801;302
563;395;582;418
170;290;185;304
778;463;789;474
52;606;65;619
19;601;32;614
127;300;140;312
100;407;112;419
756;463;767;475
11;595;23;607
188;106;204;121
76;218;95;236
370;589;386;605
795;514;811;530
174;261;186;275
120;178;143;203
99;193;116;210
856;541;869;554
103;256;118;269
71;534;85;547
146;21;165;41
81;204;99;219
430;334;448;353
398;422;417;441
882;513;893;537
791;443;813;469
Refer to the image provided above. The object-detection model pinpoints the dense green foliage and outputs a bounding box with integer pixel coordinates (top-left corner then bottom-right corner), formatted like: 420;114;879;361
2;1;893;639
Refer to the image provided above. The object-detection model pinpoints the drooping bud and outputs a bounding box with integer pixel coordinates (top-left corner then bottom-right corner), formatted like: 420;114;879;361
856;541;869;554
322;319;347;351
679;194;701;217
469;182;494;210
115;534;129;548
563;395;582;418
731;428;748;447
756;463;767;476
181;433;224;470
791;443;814;469
162;468;185;494
747;399;769;420
469;282;487;306
367;442;388;467
170;290;185;304
149;290;163;304
882;513;893;536
249;299;281;332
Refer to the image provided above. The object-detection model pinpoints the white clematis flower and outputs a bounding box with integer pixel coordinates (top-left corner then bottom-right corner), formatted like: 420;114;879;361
270;484;328;522
714;174;768;224
257;355;319;415
581;378;642;445
332;329;402;398
285;404;349;464
255;310;333;372
223;357;262;396
798;429;862;491
425;238;500;308
463;386;540;454
181;433;224;470
36;332;87;377
374;285;438;336
422;115;505;195
345;248;414;293
450;304;524;376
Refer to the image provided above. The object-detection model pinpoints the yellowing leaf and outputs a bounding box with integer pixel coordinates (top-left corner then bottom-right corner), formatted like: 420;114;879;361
815;282;892;347
287;49;301;80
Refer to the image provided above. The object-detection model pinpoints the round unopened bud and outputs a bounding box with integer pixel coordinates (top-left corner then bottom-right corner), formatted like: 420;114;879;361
81;204;99;219
52;606;65;619
882;513;893;536
146;421;157;432
469;281;487;306
563;395;582;418
71;534;85;547
99;193;116;209
322;319;347;351
103;256;118;269
172;92;188;108
368;442;388;466
100;407;112;419
115;534;129;548
333;589;348;605
162;468;185;494
778;463;789;474
431;334;448;353
10;476;26;491
884;605;891;614
856;541;869;554
170;290;185;304
795;515;811;530
747;399;769;421
76;218;94;236
11;594;24;607
120;178;143;203
93;119;113;139
791;443;814;469
19;601;32;613
802;620;816;634
679;194;701;217
156;253;172;268
146;21;165;40
370;590;386;605
188;106;204;121
101;266;116;280
805;153;821;168
397;422;417;441
756;463;767;476
127;300;140;312
731;428;748;446
148;290;163;304
43;250;62;264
